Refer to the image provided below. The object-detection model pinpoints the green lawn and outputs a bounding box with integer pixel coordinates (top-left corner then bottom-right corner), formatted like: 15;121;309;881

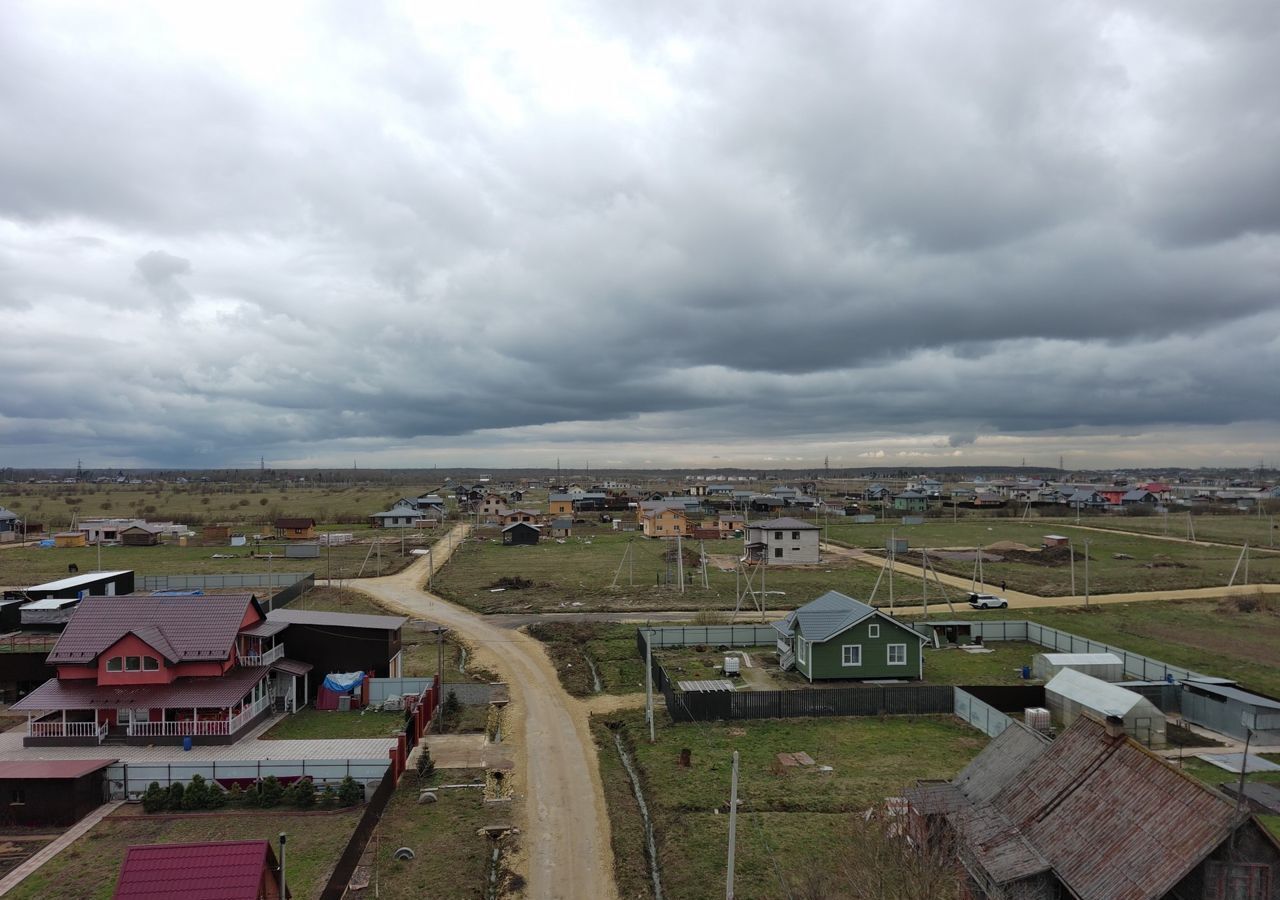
826;519;1280;596
917;597;1280;695
1040;512;1280;549
919;641;1041;686
372;769;517;899
433;528;924;613
6;806;362;900
595;711;982;900
260;708;407;740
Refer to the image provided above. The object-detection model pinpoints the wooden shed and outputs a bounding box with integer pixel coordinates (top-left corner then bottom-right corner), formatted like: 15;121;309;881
120;524;162;546
0;759;113;827
502;522;541;546
273;518;316;540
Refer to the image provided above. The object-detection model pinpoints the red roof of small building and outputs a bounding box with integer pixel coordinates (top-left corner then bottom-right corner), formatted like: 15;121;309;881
113;840;289;900
0;759;115;779
46;594;263;666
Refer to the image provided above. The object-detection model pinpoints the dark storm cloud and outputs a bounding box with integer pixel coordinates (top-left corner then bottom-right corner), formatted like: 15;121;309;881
0;0;1278;468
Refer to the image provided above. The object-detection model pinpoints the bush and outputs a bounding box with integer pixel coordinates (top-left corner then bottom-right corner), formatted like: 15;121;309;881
166;782;184;811
284;777;316;808
320;784;338;808
337;775;363;807
257;775;284;808
182;774;211;810
227;783;245;806
142;782;166;813
417;745;436;779
441;690;461;731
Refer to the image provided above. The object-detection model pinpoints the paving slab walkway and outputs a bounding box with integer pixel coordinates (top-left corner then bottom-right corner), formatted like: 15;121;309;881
0;800;123;895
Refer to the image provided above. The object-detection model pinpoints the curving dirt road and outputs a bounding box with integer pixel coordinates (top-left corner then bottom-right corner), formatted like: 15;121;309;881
350;524;618;900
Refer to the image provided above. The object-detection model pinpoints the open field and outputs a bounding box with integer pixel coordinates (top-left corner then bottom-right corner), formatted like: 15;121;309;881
433;527;925;613
826;519;1280;595
0;483;451;531
372;769;519;899
916;596;1280;696
1039;512;1280;549
526;622;648;696
0;533;443;585
594;710;983;900
296;587;497;683
5;805;362;900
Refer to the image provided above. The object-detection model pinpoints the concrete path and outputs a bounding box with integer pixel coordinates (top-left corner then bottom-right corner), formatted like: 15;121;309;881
350;524;619;900
0;800;123;895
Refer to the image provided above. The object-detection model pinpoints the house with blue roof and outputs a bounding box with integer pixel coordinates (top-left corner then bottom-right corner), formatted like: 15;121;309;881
772;591;927;681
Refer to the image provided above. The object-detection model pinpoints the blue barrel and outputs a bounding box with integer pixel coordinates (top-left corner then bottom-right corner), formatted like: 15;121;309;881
183;735;193;752
1021;666;1031;680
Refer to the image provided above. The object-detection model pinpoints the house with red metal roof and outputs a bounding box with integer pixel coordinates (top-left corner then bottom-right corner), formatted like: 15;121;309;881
904;715;1280;899
11;594;312;746
113;840;290;899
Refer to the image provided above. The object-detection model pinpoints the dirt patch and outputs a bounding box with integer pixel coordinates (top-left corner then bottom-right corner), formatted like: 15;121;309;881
984;540;1035;552
1143;555;1189;570
1001;545;1079;568
486;575;534;590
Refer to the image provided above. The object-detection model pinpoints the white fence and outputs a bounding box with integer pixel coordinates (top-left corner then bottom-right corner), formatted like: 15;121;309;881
366;677;495;706
28;720;107;742
913;620;1212;683
954;688;1012;738
639;625;779;649
107;758;391;799
240;644;285;667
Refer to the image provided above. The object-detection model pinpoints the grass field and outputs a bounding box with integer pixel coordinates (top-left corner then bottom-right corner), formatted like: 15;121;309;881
1039;512;1280;549
294;587;497;683
259;708;407;740
594;710;983;900
526;622;648;696
372;769;519;899
433;527;925;613
919;596;1280;695
826;519;1280;595
6;805;362;900
0;482;452;531
0;533;442;585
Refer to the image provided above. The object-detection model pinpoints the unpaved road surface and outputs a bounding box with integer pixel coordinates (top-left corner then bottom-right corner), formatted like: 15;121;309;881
352;524;618;900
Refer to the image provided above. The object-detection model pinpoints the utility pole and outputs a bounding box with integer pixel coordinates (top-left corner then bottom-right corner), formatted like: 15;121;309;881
278;833;287;900
435;626;445;733
1069;542;1076;598
1083;539;1091;607
676;534;685;593
645;630;655;743
726;750;739;900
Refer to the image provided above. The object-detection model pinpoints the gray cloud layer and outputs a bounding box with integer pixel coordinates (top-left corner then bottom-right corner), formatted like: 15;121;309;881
1;1;1278;468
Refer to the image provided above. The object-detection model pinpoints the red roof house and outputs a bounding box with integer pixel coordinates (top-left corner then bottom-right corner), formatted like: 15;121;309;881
11;594;311;746
113;840;290;899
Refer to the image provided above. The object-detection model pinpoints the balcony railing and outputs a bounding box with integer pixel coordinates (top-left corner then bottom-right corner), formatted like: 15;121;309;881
127;695;272;738
28;719;108;742
240;644;285;667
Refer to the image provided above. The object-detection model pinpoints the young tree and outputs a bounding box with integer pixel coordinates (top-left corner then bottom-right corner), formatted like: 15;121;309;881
142;782;166;814
337;775;363;807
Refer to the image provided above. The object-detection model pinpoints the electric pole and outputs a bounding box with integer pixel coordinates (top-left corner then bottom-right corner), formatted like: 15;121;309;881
726;750;739;900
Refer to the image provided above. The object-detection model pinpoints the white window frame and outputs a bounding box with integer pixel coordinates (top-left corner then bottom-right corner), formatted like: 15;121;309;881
842;644;861;667
887;643;907;666
868;623;880;638
797;637;807;665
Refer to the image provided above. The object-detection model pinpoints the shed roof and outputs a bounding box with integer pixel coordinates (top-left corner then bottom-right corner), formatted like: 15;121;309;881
24;571;133;593
0;759;116;780
1044;668;1153;716
46;594;262;665
274;518;315;528
1182;680;1280;709
750;517;819;530
267;608;406;631
113;840;288;900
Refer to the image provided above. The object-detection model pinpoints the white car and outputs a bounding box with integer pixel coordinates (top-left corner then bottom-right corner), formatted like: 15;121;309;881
968;593;1009;609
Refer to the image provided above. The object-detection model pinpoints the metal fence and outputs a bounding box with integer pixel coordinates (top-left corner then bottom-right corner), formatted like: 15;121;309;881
319;764;398;900
639;625;779;649
367;678;493;706
107;758;391;798
138;572;314;590
954;688;1012;738
668;683;955;723
911;620;1212;683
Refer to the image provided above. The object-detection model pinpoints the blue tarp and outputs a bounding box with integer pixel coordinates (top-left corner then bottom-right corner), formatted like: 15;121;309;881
322;671;365;693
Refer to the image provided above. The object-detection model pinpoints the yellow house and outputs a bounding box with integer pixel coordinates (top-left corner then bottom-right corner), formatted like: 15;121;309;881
549;494;575;516
641;508;688;539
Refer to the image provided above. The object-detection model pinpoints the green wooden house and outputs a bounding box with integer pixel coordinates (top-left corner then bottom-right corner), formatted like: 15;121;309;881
773;590;927;681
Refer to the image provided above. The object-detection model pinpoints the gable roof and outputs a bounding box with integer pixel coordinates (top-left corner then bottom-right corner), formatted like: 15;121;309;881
47;594;263;666
772;591;923;644
113;840;288;900
750;517;819;530
1044;668;1152;716
274;518;315;529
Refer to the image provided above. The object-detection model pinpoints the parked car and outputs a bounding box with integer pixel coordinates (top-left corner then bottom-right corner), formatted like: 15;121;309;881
968;593;1009;609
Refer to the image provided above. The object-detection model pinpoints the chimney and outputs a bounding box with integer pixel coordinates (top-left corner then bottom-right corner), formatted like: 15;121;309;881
1104;715;1125;739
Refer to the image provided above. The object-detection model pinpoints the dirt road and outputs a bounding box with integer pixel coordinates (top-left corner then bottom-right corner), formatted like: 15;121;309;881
352;524;618;900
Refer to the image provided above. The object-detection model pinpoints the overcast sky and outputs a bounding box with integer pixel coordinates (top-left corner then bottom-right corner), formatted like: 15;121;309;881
2;1;1278;471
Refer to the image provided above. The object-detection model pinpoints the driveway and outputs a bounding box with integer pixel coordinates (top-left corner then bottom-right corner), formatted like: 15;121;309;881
352;524;618;900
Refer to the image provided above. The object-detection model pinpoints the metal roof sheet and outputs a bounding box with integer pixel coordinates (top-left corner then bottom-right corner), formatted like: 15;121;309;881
953;722;1050;804
267;608;406;631
1044;668;1152;716
1183;680;1280;709
46;594;261;665
24;571;133;592
750;517;819;529
0;759;116;779
11;665;268;711
1037;652;1123;666
271;657;314;677
113;840;286;900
